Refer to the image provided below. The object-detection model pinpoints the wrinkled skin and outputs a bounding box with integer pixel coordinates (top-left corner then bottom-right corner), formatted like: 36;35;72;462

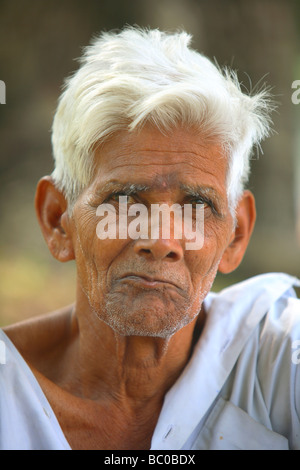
71;127;234;337
5;126;256;449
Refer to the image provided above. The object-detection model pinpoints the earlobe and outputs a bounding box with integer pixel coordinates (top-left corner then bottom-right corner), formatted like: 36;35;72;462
35;176;75;262
218;190;256;274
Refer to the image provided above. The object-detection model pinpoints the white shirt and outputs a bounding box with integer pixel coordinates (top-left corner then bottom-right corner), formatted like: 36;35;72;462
0;272;299;450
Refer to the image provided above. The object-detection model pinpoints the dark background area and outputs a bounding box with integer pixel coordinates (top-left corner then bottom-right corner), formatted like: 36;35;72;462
0;0;299;325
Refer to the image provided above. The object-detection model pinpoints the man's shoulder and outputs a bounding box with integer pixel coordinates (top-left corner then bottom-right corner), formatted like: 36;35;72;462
216;272;300;299
208;273;300;449
213;272;300;371
0;327;71;450
208;272;300;347
2;305;74;371
212;272;300;317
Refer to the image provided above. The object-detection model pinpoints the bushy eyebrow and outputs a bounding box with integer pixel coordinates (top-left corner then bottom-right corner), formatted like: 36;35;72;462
180;183;223;202
99;181;220;197
94;180;225;217
100;181;151;197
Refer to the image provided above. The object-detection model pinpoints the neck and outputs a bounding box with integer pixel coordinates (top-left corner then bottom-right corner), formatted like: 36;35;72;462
65;292;203;407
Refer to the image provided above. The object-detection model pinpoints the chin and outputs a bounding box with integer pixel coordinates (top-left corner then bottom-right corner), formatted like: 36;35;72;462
100;295;195;338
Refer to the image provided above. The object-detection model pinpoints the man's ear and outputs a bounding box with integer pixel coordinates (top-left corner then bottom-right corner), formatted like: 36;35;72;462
35;176;75;262
218;190;256;274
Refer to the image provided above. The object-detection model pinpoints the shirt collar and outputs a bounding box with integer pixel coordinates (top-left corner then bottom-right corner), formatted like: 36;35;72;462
151;273;300;450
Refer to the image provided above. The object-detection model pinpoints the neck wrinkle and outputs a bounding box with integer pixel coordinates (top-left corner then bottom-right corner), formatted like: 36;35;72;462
71;293;199;405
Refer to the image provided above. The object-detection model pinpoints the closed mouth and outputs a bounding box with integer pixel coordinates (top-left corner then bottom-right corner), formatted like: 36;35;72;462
119;273;180;289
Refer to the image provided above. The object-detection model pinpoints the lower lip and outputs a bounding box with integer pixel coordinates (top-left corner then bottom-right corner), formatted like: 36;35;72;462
120;275;174;289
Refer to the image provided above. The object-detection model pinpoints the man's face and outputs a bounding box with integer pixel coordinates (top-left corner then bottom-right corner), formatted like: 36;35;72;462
70;126;234;338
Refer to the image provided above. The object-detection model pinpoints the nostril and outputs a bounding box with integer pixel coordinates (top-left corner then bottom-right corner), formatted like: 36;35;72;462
134;239;184;261
140;248;151;255
166;251;177;259
138;248;154;259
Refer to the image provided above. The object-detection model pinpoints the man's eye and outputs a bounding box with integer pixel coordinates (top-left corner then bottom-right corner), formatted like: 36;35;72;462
190;198;208;208
110;193;125;202
107;193;135;204
189;198;219;218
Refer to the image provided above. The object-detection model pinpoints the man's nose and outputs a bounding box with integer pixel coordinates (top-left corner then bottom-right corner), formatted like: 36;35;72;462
133;238;184;262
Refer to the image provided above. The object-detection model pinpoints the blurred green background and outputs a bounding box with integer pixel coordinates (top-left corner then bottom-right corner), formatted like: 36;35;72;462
0;0;299;327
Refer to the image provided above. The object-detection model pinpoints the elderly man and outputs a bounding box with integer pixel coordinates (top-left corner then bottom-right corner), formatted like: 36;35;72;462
1;27;299;451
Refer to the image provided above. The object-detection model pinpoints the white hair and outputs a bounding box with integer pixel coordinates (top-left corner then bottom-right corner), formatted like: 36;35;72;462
51;26;274;214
